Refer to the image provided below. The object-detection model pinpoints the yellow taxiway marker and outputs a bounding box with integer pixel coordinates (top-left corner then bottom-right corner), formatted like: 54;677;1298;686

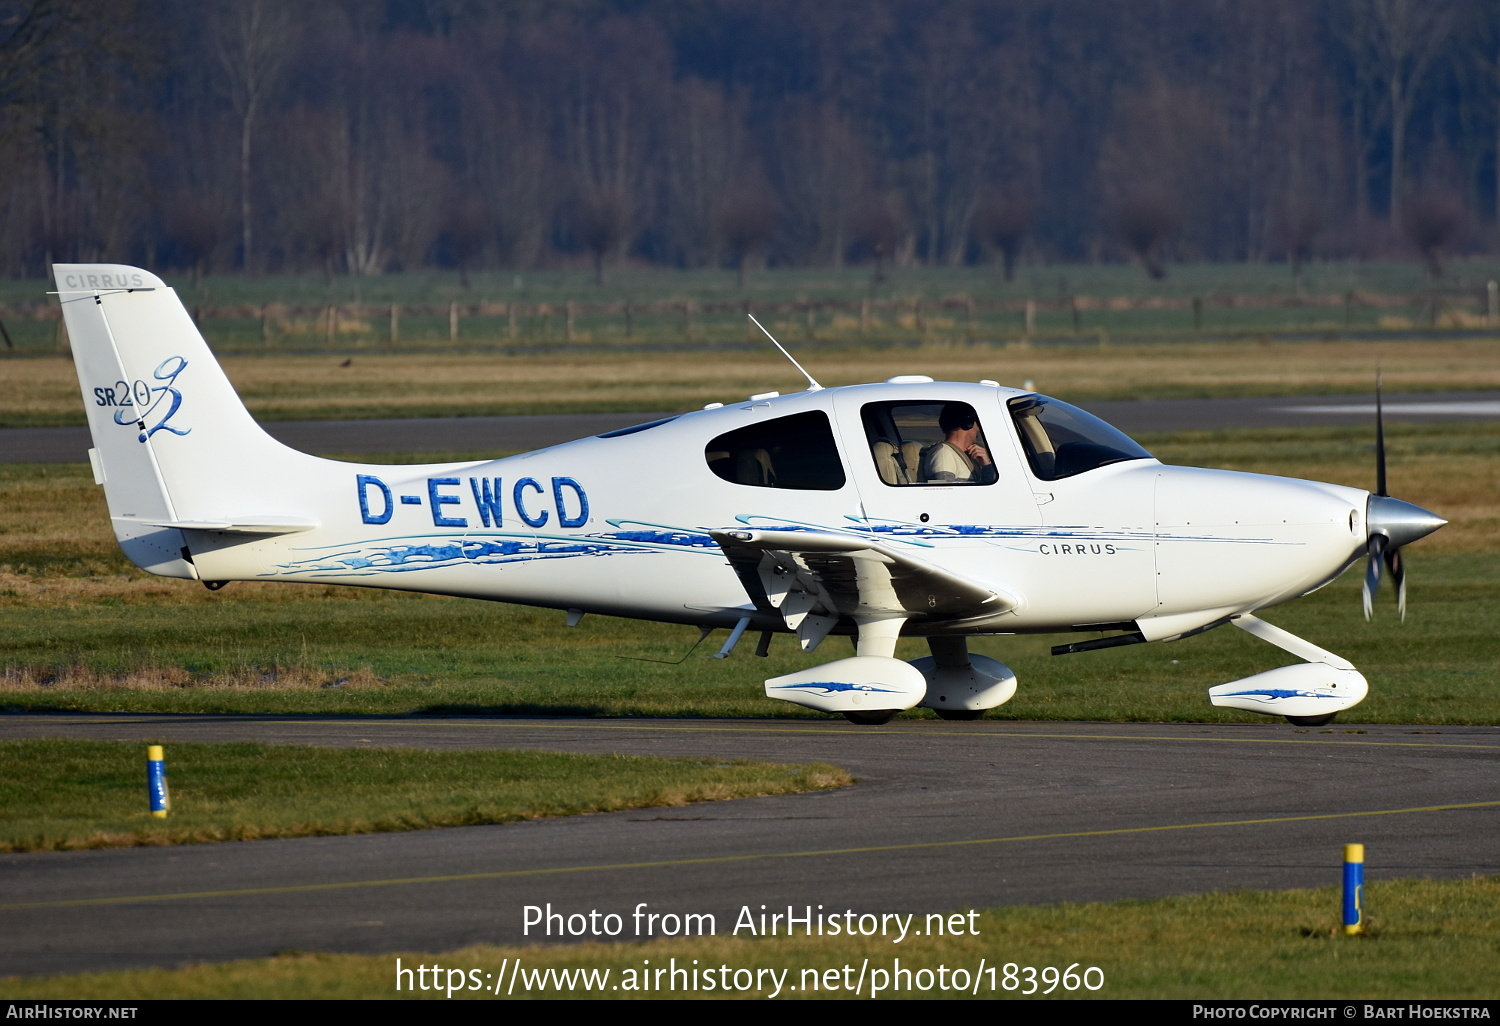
4;799;1496;913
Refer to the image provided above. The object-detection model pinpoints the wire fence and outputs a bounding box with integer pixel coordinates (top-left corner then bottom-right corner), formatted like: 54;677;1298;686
6;286;1499;354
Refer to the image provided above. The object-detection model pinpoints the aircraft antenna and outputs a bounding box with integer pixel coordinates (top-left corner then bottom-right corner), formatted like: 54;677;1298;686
747;313;823;392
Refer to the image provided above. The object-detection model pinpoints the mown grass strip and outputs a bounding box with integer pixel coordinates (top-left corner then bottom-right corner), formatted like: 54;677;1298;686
2;877;1496;999
0;739;850;853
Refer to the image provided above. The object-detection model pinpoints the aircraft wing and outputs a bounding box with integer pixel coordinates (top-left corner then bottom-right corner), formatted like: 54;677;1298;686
709;528;1016;650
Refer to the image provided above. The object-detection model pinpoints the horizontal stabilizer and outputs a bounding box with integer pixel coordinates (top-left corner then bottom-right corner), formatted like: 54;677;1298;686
116;516;319;536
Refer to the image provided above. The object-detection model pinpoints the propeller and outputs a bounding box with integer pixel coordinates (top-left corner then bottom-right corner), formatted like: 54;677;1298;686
1362;374;1444;620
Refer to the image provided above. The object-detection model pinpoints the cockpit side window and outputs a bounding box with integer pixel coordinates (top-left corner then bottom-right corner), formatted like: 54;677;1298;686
1007;395;1152;481
859;401;997;486
705;410;846;490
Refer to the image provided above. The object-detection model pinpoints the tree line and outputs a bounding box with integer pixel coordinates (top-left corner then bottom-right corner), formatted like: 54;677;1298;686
2;0;1498;282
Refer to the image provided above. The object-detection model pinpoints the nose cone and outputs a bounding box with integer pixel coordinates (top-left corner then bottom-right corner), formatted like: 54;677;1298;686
1367;494;1446;548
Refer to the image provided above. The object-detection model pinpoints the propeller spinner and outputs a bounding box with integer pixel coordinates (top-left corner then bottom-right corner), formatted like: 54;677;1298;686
1362;379;1446;619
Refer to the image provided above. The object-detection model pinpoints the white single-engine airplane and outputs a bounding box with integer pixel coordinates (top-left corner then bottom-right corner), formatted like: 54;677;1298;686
54;264;1446;725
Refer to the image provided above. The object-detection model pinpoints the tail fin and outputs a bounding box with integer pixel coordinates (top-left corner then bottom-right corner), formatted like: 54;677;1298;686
54;264;319;578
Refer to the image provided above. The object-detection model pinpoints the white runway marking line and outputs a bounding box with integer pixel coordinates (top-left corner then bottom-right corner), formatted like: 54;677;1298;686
12;716;1500;750
3;799;1497;913
1274;401;1500;416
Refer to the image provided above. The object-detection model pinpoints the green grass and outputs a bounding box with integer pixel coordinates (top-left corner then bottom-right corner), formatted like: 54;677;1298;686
5;260;1500;354
3;876;1496;998
0;739;849;853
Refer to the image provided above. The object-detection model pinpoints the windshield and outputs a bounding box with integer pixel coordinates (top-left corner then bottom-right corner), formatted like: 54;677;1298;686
1008;396;1152;481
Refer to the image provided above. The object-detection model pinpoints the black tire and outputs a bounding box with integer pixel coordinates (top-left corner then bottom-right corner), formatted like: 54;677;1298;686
934;709;983;721
1285;713;1337;727
843;710;898;726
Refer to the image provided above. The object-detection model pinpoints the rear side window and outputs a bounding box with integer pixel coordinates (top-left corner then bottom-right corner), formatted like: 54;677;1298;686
705;411;846;490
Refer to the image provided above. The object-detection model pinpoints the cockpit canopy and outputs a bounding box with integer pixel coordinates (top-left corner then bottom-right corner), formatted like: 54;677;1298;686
1008;395;1152;480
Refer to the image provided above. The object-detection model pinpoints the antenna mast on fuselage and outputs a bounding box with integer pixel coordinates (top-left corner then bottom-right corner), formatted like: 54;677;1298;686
747;312;823;392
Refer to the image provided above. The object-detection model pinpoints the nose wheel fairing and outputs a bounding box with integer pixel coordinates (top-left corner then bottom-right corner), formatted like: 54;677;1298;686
1208;613;1369;721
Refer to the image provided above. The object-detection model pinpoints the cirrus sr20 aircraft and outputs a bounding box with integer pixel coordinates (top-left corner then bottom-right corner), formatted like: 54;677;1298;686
54;264;1445;726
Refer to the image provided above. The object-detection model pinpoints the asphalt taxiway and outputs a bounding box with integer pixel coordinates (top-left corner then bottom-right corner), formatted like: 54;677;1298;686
1;715;1496;976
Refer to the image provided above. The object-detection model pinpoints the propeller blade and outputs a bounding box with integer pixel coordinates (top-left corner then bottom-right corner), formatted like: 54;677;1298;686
1363;534;1386;620
1375;370;1388;497
1385;545;1406;621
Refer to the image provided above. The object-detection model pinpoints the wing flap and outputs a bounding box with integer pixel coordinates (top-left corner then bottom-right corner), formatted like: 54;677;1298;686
710;529;1014;630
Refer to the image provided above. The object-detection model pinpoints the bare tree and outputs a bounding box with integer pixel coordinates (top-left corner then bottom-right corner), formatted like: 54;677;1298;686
1112;193;1180;280
851;193;908;285
1333;0;1456;223
717;182;780;290
210;0;291;273
1271;198;1323;285
1401;190;1466;277
162;191;234;286
440;192;493;289
973;190;1032;282
572;190;628;286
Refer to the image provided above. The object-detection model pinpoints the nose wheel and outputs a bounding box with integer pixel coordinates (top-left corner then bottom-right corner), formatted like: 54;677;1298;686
1285;713;1337;727
843;710;899;725
934;709;984;721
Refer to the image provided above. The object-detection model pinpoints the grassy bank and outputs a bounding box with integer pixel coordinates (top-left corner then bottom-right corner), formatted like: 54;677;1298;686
3;876;1495;998
0;739;849;853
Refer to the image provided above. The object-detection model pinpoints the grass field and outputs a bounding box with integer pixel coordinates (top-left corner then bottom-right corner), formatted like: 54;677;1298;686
2;422;1495;722
3;876;1495;999
5;336;1500;428
3;260;1500;355
0;739;848;853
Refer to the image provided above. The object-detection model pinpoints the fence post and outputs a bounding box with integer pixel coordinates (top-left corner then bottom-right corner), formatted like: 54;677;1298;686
1024;298;1035;336
1192;295;1203;332
744;299;753;340
508;302;518;340
1070;296;1080;334
389;303;399;344
449;301;459;341
0;308;14;350
261;304;271;346
1488;281;1499;327
324;305;335;345
565;299;575;342
805;302;816;339
624;300;634;338
914;299;925;336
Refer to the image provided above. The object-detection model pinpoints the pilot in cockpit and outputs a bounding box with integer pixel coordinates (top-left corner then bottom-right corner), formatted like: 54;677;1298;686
920;403;997;484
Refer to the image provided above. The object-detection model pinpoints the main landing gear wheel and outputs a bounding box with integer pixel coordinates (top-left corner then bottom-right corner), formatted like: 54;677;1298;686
934;709;983;721
1285;713;1337;727
843;710;899;726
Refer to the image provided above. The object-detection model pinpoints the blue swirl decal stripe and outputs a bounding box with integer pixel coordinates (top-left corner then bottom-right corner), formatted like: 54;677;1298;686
265;527;720;578
1217;689;1336;701
769;682;904;695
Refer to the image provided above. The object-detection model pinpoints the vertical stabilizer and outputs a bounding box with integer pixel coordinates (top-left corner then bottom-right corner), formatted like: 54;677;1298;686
53;264;314;578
